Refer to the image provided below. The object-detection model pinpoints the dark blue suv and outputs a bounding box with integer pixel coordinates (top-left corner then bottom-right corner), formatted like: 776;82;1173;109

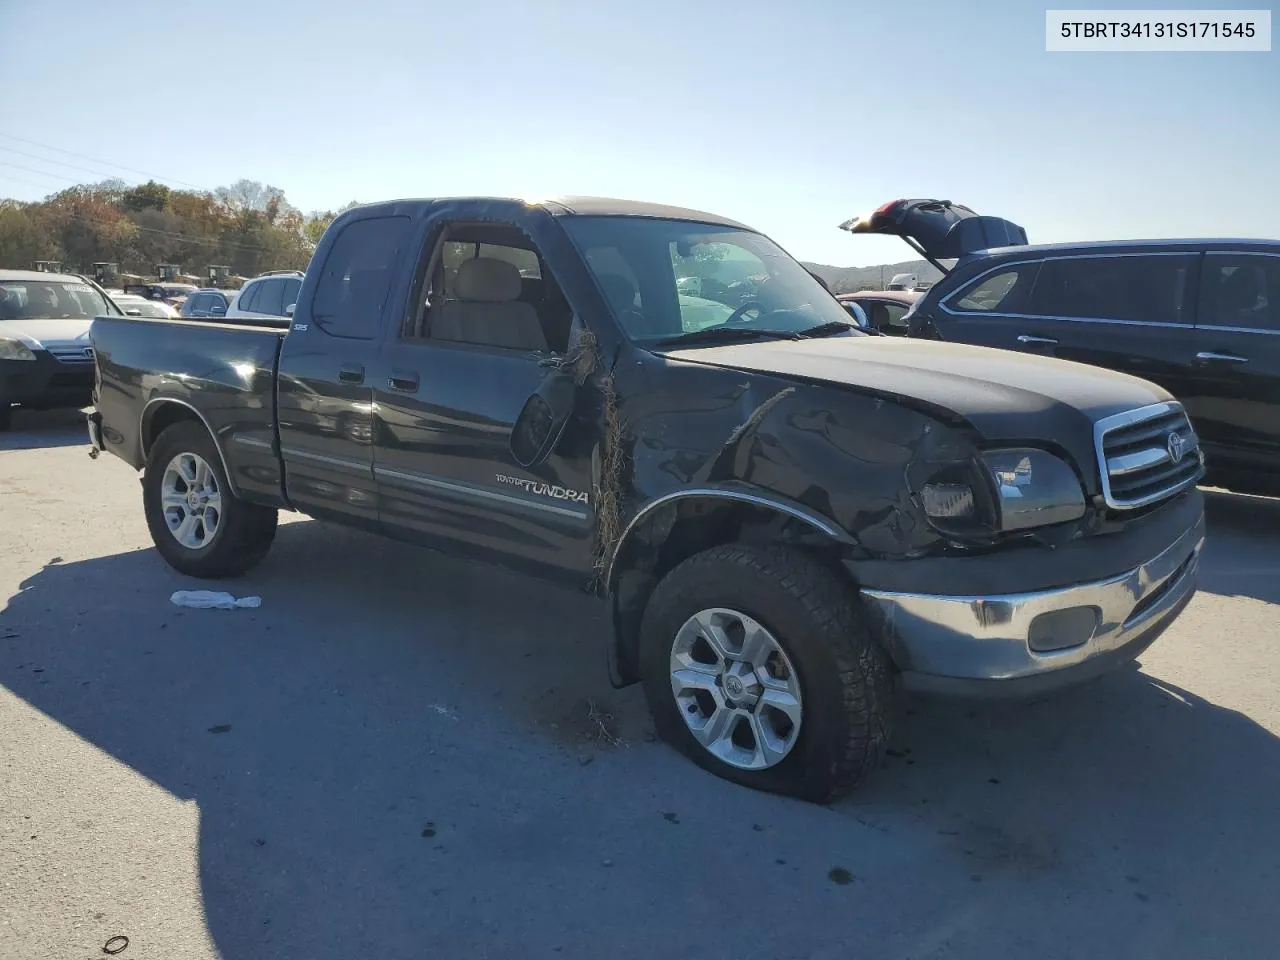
842;199;1280;497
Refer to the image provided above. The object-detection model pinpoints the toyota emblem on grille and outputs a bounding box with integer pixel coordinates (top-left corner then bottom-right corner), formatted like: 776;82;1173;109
1167;430;1189;463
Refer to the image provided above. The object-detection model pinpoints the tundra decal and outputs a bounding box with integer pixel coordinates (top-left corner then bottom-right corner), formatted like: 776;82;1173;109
496;474;590;505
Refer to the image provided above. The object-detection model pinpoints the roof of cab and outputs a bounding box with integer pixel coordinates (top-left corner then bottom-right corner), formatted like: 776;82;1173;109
348;195;755;231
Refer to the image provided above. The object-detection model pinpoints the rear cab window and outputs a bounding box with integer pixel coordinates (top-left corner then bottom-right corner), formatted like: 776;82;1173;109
311;214;413;339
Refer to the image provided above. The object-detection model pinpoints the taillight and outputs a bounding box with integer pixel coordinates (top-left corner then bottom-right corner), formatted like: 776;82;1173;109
873;199;903;218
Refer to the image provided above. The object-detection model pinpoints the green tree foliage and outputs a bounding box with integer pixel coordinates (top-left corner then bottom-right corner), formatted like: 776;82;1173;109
0;178;351;279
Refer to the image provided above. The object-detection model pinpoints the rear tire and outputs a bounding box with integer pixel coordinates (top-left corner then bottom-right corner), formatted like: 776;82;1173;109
639;543;895;803
143;420;277;578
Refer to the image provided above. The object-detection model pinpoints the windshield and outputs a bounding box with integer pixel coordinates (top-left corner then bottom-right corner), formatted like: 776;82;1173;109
0;279;114;321
561;216;864;344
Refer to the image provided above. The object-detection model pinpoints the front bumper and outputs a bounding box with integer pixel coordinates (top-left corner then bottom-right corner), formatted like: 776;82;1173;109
859;509;1205;697
0;353;94;410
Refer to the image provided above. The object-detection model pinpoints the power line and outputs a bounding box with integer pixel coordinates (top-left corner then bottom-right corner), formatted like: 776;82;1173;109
0;161;85;184
0;145;144;184
0;133;205;190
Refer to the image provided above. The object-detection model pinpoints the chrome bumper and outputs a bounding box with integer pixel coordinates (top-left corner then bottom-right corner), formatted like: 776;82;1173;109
861;512;1205;697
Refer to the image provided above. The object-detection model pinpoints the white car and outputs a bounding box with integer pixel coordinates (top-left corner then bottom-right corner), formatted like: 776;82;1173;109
112;294;179;319
0;269;123;429
225;271;304;324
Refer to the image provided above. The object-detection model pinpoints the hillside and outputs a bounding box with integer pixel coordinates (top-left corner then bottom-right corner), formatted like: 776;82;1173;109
802;258;944;293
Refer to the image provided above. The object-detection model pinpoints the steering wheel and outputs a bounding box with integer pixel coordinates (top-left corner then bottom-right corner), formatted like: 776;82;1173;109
723;300;766;326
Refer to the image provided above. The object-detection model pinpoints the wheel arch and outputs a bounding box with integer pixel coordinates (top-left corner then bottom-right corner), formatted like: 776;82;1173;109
140;398;239;497
605;488;857;687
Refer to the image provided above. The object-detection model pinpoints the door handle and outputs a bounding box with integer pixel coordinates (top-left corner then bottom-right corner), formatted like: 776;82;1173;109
338;363;365;384
1017;335;1058;346
387;370;420;392
1196;351;1248;364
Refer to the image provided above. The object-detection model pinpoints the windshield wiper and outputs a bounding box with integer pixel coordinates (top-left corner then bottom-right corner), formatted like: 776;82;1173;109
650;326;803;348
796;321;857;338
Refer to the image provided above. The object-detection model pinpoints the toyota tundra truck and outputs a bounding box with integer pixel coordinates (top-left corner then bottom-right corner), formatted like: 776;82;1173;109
85;196;1206;802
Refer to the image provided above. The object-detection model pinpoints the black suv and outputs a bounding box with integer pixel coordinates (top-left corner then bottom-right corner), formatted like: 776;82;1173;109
843;199;1280;497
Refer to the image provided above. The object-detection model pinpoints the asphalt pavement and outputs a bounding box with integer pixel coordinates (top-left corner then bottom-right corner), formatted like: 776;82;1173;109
2;408;1278;960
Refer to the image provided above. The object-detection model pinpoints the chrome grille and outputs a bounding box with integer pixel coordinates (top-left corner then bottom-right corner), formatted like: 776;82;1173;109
1095;402;1204;510
46;344;95;364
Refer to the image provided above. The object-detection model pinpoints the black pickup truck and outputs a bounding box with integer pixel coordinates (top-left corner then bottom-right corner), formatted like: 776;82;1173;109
86;196;1207;801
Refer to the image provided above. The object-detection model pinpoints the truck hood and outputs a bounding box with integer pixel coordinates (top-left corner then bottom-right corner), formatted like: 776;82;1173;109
661;336;1169;471
0;317;94;348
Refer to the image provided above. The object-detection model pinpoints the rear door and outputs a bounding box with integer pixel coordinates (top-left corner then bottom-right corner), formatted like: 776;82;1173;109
276;213;414;526
1186;250;1280;474
934;252;1200;400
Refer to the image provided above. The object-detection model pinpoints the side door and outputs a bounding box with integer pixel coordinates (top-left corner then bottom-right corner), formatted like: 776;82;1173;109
251;278;285;321
276;213;415;527
370;217;597;580
281;276;303;317
935;253;1199;400
1185;250;1280;475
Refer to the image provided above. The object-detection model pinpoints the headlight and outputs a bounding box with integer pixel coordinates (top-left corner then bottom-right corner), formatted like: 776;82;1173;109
980;448;1085;530
0;338;37;361
915;448;1085;535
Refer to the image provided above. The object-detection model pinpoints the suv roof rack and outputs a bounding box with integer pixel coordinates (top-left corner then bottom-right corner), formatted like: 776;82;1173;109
255;269;305;278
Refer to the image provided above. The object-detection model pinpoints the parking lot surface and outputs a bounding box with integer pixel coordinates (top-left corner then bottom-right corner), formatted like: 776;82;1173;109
3;409;1279;960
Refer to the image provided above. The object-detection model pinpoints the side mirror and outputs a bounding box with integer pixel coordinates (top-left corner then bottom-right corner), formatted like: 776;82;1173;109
509;366;577;469
125;308;142;317
843;301;869;328
285;303;296;317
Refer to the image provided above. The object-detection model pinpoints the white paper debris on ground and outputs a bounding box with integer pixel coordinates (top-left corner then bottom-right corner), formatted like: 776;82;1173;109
170;590;262;610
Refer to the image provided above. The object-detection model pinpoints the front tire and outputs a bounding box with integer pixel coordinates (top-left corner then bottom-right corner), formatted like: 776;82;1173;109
143;420;277;578
639;543;895;803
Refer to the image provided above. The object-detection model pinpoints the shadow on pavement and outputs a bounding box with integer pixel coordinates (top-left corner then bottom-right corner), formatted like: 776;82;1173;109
1200;488;1280;604
0;408;88;451
2;517;1279;959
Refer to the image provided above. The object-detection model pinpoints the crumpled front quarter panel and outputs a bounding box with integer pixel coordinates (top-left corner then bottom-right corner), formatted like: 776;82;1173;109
615;353;970;560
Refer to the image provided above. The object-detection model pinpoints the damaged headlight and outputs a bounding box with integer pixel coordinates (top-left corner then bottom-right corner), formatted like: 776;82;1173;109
913;448;1085;536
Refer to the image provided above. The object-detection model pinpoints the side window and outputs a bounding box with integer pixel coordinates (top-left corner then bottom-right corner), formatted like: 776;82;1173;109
1027;255;1194;324
408;223;569;353
255;279;285;316
882;302;911;332
952;263;1039;313
312;215;412;339
1200;255;1279;331
282;277;302;311
188;293;209;315
237;282;261;313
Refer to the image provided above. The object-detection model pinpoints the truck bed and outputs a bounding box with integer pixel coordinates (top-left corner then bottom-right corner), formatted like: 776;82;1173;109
89;314;289;507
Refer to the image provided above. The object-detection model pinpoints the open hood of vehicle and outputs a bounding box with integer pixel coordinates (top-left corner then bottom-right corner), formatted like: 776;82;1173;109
838;199;1028;269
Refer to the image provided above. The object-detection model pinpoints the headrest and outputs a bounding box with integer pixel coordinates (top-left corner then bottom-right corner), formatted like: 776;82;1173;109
454;257;522;302
596;273;636;311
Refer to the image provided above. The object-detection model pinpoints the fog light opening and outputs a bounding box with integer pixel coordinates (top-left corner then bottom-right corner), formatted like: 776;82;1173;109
1028;606;1100;653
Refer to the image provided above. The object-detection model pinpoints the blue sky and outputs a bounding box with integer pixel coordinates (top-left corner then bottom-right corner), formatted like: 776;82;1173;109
0;0;1275;265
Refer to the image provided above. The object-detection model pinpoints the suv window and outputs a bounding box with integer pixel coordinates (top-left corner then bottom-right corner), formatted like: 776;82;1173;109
1027;254;1193;324
237;282;261;313
952;263;1039;313
313;214;412;339
255;279;285;316
1201;254;1279;332
282;277;302;312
